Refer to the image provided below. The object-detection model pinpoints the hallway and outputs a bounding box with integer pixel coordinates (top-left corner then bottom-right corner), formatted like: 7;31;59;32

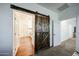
35;38;76;56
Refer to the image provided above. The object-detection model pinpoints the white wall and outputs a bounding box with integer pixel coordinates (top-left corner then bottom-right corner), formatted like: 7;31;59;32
76;16;79;52
0;3;60;55
0;4;13;56
60;18;76;42
53;16;61;46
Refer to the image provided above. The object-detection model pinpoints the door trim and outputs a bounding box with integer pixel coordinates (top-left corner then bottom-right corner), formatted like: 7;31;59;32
52;20;54;47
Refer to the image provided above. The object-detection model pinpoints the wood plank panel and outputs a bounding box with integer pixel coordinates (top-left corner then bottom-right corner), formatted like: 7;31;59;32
35;14;50;52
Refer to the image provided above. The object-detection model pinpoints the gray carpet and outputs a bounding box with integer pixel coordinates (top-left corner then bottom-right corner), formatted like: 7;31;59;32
35;38;76;56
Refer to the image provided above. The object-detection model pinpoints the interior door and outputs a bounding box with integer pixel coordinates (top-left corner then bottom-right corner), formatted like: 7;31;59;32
13;9;35;56
35;14;50;52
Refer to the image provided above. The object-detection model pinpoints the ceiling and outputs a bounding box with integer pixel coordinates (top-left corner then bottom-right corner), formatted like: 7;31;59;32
38;3;79;13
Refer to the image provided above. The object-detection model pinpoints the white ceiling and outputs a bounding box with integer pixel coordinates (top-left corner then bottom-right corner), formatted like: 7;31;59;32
38;3;79;13
38;3;64;12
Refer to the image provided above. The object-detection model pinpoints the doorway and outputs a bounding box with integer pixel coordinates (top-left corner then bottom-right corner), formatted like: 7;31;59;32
60;18;76;55
12;5;50;56
13;9;35;56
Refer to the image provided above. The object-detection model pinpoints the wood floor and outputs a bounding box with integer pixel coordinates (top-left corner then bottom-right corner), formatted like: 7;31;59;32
35;38;76;56
16;45;34;56
15;36;34;56
15;37;76;56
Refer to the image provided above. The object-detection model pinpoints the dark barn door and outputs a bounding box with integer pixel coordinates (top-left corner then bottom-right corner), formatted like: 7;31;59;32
35;14;50;52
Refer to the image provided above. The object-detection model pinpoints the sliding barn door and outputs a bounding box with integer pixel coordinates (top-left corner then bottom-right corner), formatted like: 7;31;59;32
35;14;50;51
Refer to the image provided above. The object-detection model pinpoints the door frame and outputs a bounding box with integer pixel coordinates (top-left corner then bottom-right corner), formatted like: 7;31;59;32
52;20;54;47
